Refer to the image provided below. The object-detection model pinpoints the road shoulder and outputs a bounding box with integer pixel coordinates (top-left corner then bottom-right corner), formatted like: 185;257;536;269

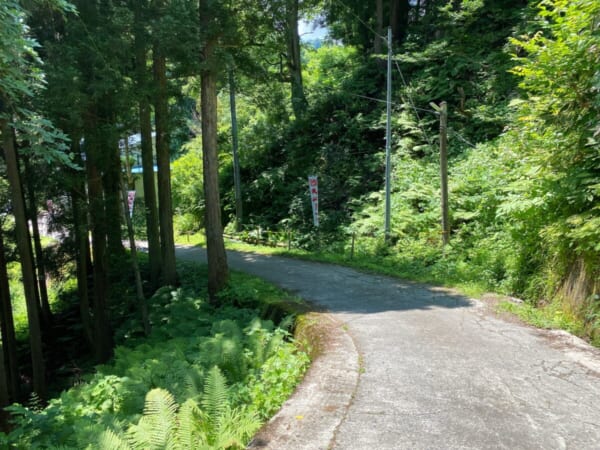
248;313;360;450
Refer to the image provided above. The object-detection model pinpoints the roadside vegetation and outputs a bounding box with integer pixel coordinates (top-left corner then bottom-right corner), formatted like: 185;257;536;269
1;260;309;447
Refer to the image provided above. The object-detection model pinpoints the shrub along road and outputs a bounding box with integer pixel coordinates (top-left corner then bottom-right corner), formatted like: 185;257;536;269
176;245;600;449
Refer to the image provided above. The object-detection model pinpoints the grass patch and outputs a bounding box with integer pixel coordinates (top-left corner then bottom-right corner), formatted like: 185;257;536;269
498;300;590;342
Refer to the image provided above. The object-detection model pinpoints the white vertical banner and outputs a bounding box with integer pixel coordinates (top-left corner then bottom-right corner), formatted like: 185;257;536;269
308;175;319;227
127;190;136;218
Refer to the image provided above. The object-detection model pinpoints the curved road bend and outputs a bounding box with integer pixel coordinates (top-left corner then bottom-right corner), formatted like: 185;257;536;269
176;245;600;450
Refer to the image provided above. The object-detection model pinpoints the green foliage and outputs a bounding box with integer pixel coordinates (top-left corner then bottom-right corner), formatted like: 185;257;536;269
506;0;600;256
172;138;205;232
1;267;309;448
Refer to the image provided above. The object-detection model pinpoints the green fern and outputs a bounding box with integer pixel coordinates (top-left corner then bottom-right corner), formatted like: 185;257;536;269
97;429;131;450
170;399;203;449
127;388;178;449
210;406;261;450
201;366;230;429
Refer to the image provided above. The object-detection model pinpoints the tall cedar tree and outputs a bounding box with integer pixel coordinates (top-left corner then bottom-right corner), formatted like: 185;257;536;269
199;0;229;301
153;0;177;286
133;1;162;288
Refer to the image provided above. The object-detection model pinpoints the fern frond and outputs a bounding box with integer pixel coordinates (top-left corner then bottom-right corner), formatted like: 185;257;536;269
97;429;132;450
128;388;178;449
212;406;261;450
201;366;230;429
171;398;202;449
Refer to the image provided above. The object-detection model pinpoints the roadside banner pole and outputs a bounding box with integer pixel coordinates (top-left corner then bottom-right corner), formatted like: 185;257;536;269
308;175;319;227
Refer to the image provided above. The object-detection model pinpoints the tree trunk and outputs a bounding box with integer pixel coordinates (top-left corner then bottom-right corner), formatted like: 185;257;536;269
24;160;52;326
285;0;308;119
0;225;20;401
70;143;93;346
390;0;410;45
1;117;46;398
135;6;162;288
120;175;151;336
84;119;113;363
375;0;384;54
0;342;10;430
101;118;125;259
153;42;177;286
228;68;243;232
199;0;229;301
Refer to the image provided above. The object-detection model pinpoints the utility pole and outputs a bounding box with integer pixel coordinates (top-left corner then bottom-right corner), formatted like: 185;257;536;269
229;67;243;232
384;26;392;243
439;101;449;245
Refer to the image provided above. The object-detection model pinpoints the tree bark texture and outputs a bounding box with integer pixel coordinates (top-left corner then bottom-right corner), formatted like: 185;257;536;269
198;2;229;300
100;115;125;259
285;0;308;118
0;226;20;401
153;43;177;286
375;0;384;53
24;160;52;326
390;0;410;45
134;6;162;289
1;118;46;398
84;118;113;363
70;145;93;346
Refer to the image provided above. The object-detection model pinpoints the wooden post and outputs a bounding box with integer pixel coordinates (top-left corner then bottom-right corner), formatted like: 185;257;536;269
440;101;449;246
351;232;356;260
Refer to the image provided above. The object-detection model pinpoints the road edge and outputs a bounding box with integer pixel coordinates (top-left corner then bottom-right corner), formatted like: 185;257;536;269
248;313;360;450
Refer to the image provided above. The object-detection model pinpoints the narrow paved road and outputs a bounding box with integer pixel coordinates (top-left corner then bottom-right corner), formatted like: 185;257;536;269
176;246;600;449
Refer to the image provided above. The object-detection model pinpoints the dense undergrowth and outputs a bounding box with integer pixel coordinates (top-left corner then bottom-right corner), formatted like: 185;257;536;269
1;262;309;448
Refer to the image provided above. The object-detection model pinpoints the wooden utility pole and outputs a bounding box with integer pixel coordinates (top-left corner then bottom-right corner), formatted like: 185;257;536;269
384;26;393;243
439;101;449;245
229;67;243;232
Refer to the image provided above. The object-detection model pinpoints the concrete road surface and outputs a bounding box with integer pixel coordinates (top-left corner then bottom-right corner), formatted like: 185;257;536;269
176;245;600;450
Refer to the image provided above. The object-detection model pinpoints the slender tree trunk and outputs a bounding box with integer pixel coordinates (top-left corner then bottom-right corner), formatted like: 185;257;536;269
199;0;229;301
0;342;10;430
101;116;125;258
228;68;243;232
24;160;52;326
120;176;151;336
153;42;177;286
70;144;93;346
84;120;113;363
135;6;162;288
285;0;308;119
0;226;20;401
1;117;46;398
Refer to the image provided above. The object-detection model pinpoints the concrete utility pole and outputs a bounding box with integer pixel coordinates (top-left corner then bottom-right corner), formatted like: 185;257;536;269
384;26;392;242
229;67;243;232
439;101;449;245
